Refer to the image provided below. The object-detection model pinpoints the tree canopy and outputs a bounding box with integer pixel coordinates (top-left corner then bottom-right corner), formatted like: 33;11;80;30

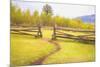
11;4;94;30
42;4;53;15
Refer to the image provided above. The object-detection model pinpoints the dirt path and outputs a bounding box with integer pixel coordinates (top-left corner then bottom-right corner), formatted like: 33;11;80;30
32;38;60;65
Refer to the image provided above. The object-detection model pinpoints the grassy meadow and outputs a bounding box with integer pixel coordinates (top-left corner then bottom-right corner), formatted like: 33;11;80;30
11;34;56;66
11;29;95;66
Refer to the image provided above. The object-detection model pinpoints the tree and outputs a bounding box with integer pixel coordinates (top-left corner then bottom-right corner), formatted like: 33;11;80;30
31;10;39;25
42;4;53;15
41;4;53;26
16;8;23;25
11;5;17;25
40;11;47;26
53;16;63;26
23;9;31;26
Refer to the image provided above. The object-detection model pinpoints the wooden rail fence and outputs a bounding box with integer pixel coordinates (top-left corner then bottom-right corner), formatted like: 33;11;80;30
11;25;42;38
52;25;95;42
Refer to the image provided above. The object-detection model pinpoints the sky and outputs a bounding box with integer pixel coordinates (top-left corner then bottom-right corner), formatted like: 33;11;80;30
11;0;95;18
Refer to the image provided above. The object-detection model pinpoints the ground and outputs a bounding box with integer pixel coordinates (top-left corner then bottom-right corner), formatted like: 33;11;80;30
11;29;95;66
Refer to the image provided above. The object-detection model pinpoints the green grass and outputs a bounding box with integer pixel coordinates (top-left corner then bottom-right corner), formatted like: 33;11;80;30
11;29;95;65
42;29;53;39
43;38;95;64
11;34;56;66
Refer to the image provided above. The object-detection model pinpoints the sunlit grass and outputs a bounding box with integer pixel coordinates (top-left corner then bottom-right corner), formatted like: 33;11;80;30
42;29;53;39
11;29;95;65
11;34;56;66
43;38;95;64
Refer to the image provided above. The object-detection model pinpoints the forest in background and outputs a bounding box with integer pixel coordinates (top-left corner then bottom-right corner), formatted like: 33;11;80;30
11;4;95;30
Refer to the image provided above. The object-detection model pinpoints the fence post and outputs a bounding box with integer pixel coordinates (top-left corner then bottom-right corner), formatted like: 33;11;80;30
52;24;56;40
37;24;42;38
39;25;42;38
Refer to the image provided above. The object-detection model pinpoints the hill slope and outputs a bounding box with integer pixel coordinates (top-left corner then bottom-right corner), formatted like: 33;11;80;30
76;14;95;23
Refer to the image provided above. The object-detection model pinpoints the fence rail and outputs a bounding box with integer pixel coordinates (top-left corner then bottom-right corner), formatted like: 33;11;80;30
52;25;95;42
11;25;42;38
56;27;95;32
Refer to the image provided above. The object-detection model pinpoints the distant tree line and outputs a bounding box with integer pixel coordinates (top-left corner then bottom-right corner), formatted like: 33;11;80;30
11;4;94;30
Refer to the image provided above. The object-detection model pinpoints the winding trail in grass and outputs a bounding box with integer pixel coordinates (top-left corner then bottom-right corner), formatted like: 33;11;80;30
32;38;61;65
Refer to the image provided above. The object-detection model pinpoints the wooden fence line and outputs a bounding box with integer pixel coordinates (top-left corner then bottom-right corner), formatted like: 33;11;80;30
56;27;95;32
11;25;42;38
52;25;95;42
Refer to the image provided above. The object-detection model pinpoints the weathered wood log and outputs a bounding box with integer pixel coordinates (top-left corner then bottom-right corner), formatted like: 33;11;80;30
11;28;38;31
11;31;37;36
56;27;95;33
